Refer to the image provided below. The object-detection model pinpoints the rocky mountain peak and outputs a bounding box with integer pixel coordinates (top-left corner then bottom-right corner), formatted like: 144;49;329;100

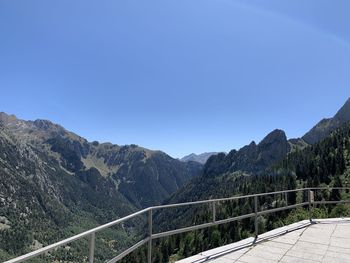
239;141;257;155
259;129;287;147
256;129;290;169
249;141;257;146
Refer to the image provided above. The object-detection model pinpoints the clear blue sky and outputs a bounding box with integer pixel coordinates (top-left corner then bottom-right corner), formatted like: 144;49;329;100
0;0;349;158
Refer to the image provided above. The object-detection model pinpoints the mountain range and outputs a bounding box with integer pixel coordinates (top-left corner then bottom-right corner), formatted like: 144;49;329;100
185;98;350;176
203;97;350;178
168;99;350;202
148;121;350;263
124;97;350;262
1;97;350;262
0;113;202;208
0;112;202;261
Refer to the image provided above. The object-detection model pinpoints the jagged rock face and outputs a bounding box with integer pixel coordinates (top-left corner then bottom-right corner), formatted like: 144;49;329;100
203;129;290;177
0;123;139;260
258;129;290;167
0;124;134;215
0;112;204;262
303;98;350;144
0;112;202;209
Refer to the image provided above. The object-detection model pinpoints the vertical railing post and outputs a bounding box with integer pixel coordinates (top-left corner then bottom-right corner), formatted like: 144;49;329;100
285;192;288;206
148;209;152;263
88;232;95;263
254;195;258;238
212;201;216;223
308;189;314;223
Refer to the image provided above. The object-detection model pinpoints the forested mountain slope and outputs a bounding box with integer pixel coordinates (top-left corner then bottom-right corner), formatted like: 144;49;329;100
143;123;350;263
202;129;291;178
2;98;350;262
0;124;136;262
0;113;202;262
0;112;202;208
168;98;350;206
280;123;350;186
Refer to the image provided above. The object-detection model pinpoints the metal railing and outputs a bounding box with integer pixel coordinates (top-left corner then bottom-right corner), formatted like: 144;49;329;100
4;187;350;263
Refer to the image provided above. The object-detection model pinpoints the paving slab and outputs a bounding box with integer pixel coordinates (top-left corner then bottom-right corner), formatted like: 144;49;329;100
176;218;350;263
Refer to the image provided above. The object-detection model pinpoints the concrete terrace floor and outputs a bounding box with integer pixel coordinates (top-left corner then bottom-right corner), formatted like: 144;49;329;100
176;218;350;263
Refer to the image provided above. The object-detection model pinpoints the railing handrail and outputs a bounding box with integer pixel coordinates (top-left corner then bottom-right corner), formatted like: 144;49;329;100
4;187;350;263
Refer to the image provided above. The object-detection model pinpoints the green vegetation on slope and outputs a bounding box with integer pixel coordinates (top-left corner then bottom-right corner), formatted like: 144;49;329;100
0;113;202;262
123;123;350;262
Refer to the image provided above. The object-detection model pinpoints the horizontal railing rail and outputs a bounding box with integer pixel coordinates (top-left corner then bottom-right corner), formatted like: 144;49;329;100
4;187;350;263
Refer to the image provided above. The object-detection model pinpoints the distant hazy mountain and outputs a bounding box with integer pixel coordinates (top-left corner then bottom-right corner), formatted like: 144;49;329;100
181;152;219;164
303;98;350;144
